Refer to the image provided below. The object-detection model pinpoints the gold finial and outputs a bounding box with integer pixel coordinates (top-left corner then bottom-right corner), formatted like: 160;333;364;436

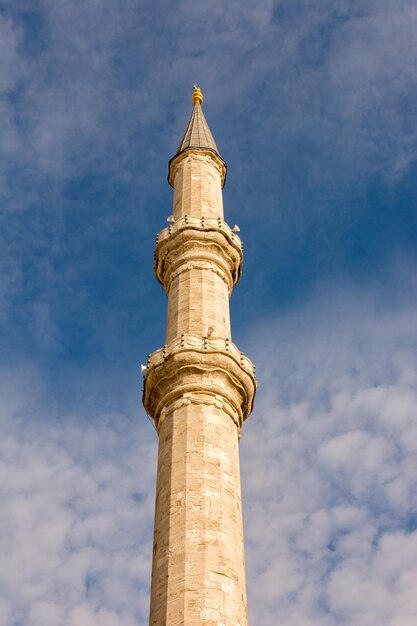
192;84;203;105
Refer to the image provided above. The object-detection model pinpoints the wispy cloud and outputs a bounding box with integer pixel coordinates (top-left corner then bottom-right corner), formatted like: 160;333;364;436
1;0;416;346
242;273;417;625
1;365;155;626
1;2;416;624
1;270;416;625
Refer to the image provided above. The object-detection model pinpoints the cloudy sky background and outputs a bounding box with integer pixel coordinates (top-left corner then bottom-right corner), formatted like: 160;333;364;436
1;1;416;625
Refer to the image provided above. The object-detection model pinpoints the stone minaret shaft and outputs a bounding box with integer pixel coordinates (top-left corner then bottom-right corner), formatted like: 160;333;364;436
143;86;256;625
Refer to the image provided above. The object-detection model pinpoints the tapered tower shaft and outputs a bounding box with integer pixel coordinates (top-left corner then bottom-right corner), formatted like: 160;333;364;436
143;86;256;625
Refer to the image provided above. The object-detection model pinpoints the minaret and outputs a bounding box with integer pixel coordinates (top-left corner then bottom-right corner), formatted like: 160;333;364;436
143;86;256;625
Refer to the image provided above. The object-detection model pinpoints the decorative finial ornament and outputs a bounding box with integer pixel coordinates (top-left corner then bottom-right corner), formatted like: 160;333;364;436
192;84;203;105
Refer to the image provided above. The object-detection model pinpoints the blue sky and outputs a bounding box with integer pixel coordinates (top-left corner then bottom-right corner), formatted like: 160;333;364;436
1;1;417;625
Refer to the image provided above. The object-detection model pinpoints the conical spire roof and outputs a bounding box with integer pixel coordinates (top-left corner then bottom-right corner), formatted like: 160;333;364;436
169;86;227;187
176;102;219;155
175;85;221;157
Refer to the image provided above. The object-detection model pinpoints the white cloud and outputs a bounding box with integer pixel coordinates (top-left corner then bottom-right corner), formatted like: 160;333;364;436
0;368;155;626
241;277;417;625
2;0;416;186
0;2;416;623
1;277;416;626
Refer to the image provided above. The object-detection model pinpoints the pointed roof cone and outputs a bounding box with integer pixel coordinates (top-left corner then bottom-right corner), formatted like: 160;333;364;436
168;86;227;187
176;86;219;155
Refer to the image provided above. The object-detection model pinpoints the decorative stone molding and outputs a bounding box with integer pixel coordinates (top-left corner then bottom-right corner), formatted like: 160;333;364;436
169;259;230;289
146;334;256;374
168;150;227;188
157;392;240;433
142;335;256;431
154;217;243;293
156;215;242;248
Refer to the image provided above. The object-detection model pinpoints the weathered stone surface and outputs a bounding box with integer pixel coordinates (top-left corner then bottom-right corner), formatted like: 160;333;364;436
144;101;255;625
143;337;256;431
149;401;248;626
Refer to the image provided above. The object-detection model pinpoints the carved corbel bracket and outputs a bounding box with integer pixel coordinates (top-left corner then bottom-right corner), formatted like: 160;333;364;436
154;219;243;293
142;336;256;433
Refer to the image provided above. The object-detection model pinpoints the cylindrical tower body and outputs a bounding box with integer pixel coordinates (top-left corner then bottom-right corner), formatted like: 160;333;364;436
143;88;256;625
